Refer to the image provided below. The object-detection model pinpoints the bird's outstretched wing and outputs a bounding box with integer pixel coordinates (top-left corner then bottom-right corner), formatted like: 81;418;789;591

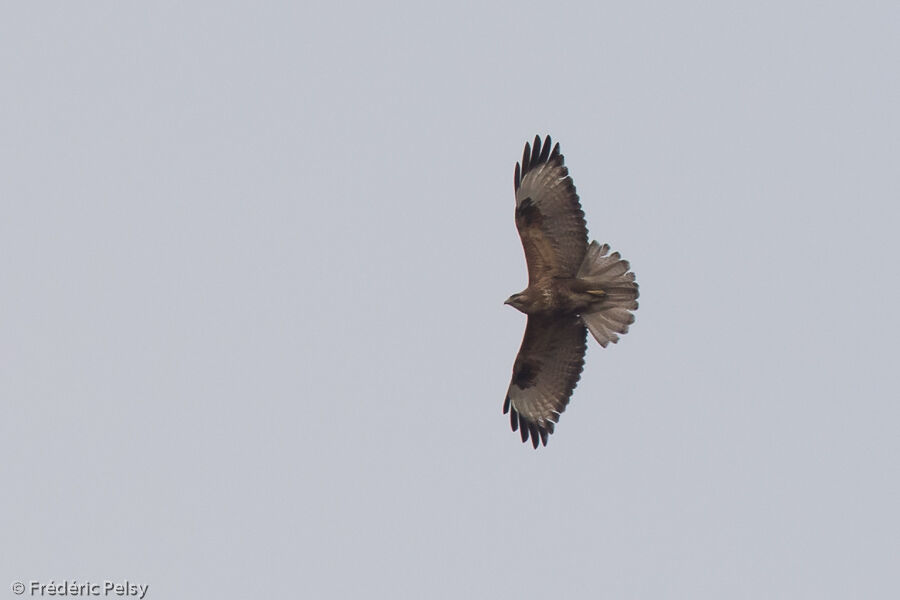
514;135;589;283
503;314;587;448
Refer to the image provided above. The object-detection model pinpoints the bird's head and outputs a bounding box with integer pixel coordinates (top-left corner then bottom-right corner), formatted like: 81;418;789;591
504;291;527;313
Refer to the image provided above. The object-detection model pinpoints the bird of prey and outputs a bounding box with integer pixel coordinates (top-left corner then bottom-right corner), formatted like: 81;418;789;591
503;135;639;448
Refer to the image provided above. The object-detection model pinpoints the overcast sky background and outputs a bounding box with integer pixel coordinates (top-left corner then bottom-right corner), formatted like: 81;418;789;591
2;2;899;598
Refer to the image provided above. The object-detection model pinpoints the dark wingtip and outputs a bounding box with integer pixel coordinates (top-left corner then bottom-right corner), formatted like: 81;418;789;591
549;142;561;162
506;391;559;448
514;162;521;191
521;141;532;174
538;135;552;163
517;135;561;188
509;414;554;448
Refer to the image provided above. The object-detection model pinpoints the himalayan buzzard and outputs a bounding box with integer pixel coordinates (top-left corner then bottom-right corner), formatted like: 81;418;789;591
503;135;639;448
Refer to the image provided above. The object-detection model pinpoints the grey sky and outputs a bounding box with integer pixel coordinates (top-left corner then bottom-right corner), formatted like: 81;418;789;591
2;2;899;598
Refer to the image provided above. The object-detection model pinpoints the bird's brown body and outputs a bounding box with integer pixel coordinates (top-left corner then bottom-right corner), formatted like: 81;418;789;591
502;135;639;448
505;277;604;316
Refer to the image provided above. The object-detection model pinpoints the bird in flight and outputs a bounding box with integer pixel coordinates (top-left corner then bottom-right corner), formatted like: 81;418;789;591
503;135;639;448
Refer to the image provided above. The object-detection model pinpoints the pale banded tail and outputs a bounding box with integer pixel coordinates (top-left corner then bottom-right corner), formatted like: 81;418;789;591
576;241;639;347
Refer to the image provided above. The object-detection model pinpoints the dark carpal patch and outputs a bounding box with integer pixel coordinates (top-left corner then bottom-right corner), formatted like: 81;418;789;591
515;197;543;228
512;358;541;389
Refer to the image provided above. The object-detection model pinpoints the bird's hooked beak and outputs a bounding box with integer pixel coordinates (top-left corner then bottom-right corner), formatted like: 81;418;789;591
504;294;517;306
